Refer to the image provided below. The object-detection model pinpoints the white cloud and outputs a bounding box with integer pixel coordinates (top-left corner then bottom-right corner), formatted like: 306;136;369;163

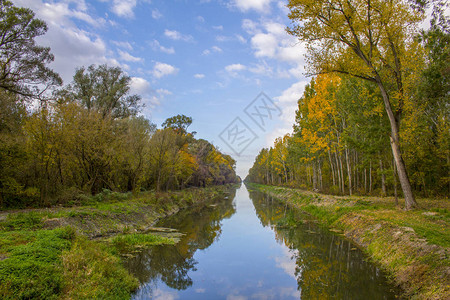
197;15;205;22
152;8;162;19
164;29;194;42
216;35;228;42
156;88;172;96
211;46;223;52
213;25;224;30
130;76;150;94
242;19;259;34
236;34;247;43
231;0;273;13
275;80;307;125
28;0;106;28
111;0;137;18
152;62;179;78
12;0;122;83
225;63;246;73
112;40;133;50
252;33;278;57
118;49;143;62
130;77;160;108
243;19;306;79
202;46;222;55
149;40;175;54
226;294;247;300
194;73;205;79
248;63;272;75
262;79;308;147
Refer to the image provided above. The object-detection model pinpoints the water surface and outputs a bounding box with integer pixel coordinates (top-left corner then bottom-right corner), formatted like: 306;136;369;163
125;185;399;299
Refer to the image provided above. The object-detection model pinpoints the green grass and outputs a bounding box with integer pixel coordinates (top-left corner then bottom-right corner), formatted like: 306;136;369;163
1;212;43;231
0;227;75;299
0;227;140;300
61;237;138;299
111;233;175;253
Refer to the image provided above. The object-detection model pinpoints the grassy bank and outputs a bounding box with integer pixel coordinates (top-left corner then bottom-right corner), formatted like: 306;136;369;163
0;185;235;299
247;183;449;300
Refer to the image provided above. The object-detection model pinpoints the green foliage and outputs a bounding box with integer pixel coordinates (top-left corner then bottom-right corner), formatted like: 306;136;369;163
62;64;141;119
162;114;193;134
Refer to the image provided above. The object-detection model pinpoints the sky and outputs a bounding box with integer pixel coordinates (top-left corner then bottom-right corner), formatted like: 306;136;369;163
18;0;438;179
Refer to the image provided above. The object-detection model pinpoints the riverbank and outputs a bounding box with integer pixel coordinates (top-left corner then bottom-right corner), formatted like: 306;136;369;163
0;185;236;299
247;183;449;300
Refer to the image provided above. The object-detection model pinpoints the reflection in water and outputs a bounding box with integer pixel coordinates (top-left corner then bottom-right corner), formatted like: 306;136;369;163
249;189;398;299
125;186;399;299
124;188;237;297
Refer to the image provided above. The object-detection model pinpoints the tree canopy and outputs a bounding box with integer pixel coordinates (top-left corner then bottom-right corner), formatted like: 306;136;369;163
62;64;142;119
0;0;61;98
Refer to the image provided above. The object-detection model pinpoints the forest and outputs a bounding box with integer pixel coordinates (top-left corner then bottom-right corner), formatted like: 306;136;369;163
0;0;238;208
247;0;449;208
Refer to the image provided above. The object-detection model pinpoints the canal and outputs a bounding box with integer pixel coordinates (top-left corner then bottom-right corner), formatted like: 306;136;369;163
124;185;399;299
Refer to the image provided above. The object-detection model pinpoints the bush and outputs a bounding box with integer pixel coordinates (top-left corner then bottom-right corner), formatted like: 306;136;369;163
54;187;86;206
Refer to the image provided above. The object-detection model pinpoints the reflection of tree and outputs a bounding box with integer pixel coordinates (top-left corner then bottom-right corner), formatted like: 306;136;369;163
124;188;237;290
126;245;197;290
248;189;397;299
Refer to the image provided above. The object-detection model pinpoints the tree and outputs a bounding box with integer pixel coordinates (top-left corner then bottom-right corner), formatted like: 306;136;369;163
287;0;422;208
162;114;193;135
0;0;61;98
64;64;141;119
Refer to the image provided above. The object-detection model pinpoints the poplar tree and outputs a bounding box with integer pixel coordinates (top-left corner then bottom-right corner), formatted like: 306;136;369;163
286;0;423;208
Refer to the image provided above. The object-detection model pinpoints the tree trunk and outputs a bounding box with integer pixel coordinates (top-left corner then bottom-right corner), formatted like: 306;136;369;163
393;158;399;206
334;150;342;193
375;78;417;209
312;162;317;190
318;160;323;190
379;156;386;197
364;168;367;194
328;149;336;186
339;152;345;194
345;148;352;196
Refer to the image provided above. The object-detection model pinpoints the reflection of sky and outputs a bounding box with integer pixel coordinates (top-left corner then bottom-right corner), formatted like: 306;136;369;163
274;247;299;280
132;185;300;299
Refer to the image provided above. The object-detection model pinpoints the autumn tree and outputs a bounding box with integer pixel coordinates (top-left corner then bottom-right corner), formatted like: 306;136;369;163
162;114;193;135
287;0;423;208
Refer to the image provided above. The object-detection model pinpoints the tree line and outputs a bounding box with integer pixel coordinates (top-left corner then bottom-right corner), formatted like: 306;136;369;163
0;1;238;208
247;0;449;207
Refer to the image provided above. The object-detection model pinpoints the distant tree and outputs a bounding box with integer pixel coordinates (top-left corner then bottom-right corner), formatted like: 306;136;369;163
162;114;193;134
64;64;141;119
0;0;61;98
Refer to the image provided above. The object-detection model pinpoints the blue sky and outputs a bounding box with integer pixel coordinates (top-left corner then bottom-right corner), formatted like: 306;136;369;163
13;0;311;177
